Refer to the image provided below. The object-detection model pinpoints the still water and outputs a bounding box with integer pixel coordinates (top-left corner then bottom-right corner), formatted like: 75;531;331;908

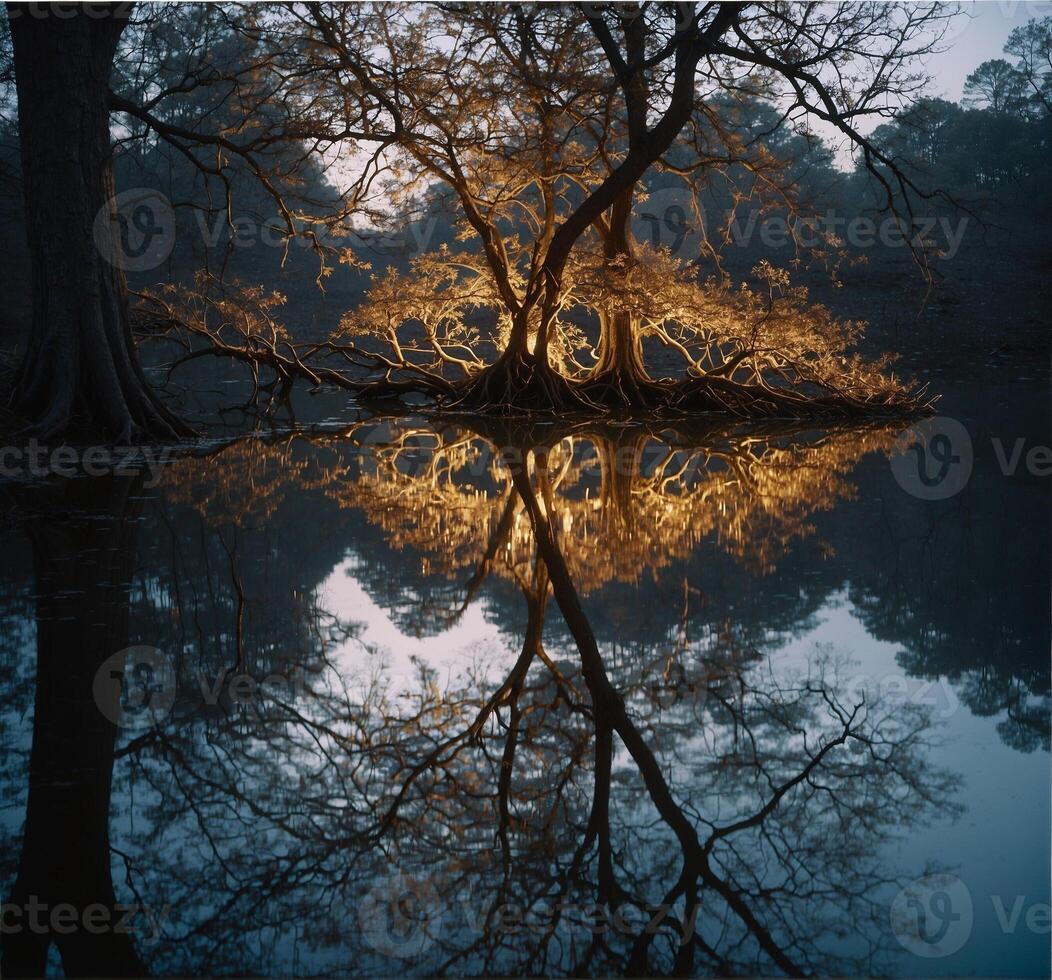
1;380;1048;978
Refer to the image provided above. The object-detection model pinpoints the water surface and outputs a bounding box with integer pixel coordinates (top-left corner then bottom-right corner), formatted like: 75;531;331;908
1;381;1048;977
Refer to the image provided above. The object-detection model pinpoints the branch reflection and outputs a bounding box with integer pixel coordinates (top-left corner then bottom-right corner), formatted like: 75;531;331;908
85;418;961;976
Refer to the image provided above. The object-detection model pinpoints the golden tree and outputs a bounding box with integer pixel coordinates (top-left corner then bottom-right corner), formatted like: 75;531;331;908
144;2;952;421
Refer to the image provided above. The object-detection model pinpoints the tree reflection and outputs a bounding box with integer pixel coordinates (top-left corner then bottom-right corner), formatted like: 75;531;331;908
2;477;149;977
49;419;955;976
6;415;1039;977
334;417;901;593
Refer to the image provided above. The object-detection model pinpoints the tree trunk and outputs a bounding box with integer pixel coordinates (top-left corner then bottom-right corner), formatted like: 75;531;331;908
7;3;190;442
2;475;149;978
455;11;742;415
593;309;648;378
450;305;595;414
585;187;661;406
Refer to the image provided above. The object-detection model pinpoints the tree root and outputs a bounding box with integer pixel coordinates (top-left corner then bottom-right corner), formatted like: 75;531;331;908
444;349;601;416
577;369;672;411
666;374;930;420
140;300;932;425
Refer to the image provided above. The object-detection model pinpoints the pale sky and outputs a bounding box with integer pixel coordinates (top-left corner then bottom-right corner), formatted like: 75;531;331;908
811;1;1046;165
925;0;1048;101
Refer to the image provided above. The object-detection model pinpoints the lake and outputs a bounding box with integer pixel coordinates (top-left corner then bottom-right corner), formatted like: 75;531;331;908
1;378;1048;977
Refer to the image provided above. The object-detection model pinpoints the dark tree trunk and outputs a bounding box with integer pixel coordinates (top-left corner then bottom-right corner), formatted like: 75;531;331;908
2;475;149;978
7;3;189;442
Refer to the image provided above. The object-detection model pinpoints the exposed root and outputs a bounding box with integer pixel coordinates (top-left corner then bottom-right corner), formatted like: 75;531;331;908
135;290;454;414
577;369;672;411
135;287;933;426
667;374;931;420
9;367;196;445
444;349;601;416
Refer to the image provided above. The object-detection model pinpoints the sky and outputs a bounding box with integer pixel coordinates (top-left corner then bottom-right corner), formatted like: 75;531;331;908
925;0;1049;101
811;1;1047;165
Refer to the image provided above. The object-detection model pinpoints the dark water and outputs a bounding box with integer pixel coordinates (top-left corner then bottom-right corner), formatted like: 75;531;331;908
1;380;1048;978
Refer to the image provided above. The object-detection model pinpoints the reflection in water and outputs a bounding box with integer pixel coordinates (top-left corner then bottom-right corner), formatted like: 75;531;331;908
339;420;899;584
2;478;148;977
0;415;1047;977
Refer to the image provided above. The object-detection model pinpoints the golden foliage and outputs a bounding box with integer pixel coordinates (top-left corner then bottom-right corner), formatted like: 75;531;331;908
160;418;898;589
336;421;899;588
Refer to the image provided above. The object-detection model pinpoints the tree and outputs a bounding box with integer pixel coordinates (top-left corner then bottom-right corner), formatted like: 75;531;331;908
2;475;149;977
145;1;949;420
6;3;192;441
1005;17;1052;117
3;3;359;441
962;58;1028;114
5;2;957;431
